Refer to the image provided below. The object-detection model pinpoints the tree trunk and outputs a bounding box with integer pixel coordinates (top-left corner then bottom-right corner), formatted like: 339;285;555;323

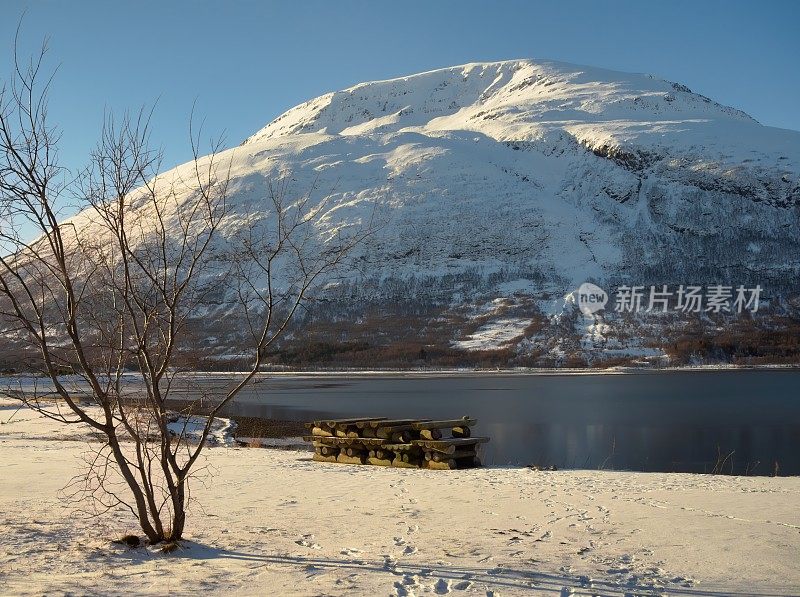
107;434;162;543
169;479;187;541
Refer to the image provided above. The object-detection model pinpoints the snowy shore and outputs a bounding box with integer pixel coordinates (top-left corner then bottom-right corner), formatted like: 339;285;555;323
1;399;799;596
155;364;800;377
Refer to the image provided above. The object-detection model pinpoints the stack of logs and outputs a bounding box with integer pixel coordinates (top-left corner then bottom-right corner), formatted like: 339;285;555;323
303;416;488;470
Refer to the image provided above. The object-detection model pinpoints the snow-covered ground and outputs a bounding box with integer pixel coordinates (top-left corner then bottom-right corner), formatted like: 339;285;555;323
1;398;799;596
165;413;237;446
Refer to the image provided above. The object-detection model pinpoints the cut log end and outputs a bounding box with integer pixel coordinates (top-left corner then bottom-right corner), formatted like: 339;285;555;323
419;428;443;440
451;426;471;438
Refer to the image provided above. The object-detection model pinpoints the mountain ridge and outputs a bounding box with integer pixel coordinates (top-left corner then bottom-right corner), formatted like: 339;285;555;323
5;59;800;368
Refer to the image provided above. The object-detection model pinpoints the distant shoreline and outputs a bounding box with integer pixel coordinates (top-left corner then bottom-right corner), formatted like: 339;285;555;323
187;364;800;378
3;363;800;382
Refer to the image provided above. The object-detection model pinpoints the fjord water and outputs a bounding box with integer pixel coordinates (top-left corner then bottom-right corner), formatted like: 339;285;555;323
222;370;800;475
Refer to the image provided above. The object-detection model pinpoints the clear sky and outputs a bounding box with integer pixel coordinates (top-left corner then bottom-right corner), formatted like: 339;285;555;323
1;0;799;178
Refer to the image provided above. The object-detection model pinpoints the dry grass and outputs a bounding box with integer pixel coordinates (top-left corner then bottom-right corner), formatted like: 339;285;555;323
160;541;180;553
114;534;141;548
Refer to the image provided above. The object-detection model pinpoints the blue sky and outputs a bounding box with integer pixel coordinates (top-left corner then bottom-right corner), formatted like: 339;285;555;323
1;0;799;177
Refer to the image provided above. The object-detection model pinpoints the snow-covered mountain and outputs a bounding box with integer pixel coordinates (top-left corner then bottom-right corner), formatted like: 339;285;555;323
246;58;798;279
9;60;800;367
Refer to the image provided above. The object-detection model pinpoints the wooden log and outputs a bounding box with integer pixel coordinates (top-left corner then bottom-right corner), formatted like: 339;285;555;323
361;427;377;438
390;430;412;443
402;450;423;462
324;436;384;447
433;448;476;462
424;451;433;461
451;426;471;438
357;419;418;430
426;459;456;470
317;446;338;457
419;428;442;440
391;458;422;469
318;417;386;428
376;426;413;440
311;426;333;437
312;453;338;463
345;447;367;458
383;443;415;452
413;437;489;453
305;435;386;449
366;456;394;466
334;425;359;438
411;417;476;430
336;453;365;465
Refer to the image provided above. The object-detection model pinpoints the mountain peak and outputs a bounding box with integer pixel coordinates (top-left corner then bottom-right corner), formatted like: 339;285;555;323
243;59;755;146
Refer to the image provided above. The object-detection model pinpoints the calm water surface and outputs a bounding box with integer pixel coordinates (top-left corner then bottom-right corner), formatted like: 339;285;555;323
208;370;800;475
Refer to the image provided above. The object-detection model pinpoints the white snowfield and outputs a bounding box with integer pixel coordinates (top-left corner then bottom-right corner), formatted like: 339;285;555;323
452;316;533;351
1;398;799;596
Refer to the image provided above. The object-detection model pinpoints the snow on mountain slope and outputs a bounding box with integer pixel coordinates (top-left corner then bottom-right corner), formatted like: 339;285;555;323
10;60;800;365
232;60;800;288
245;59;797;208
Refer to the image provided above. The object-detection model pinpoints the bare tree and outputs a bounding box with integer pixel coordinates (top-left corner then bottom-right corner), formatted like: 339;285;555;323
0;38;373;543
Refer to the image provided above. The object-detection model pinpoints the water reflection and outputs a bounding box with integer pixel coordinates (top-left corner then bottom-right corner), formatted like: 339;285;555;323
199;370;800;475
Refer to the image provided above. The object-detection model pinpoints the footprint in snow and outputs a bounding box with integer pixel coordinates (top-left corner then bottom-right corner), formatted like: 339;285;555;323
394;573;420;597
487;567;503;575
577;575;593;587
303;564;323;576
393;582;415;597
671;576;696;587
434;578;451;594
295;539;321;550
